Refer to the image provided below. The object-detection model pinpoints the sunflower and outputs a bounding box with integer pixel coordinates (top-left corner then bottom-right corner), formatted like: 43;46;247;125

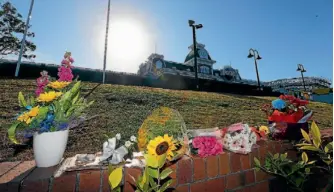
17;106;39;124
27;106;39;117
48;81;70;89
259;126;270;135
147;134;176;161
37;91;62;102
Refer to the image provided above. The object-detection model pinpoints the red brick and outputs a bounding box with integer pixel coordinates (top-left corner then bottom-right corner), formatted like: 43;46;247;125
166;162;177;188
226;173;242;190
273;142;282;154
21;180;49;192
233;189;245;192
250;148;259;168
175;185;189;192
206;156;218;178
52;172;76;192
0;161;21;177
190;177;225;192
258;145;268;164
101;170;110;192
0;161;35;184
78;170;101;192
124;168;142;192
251;181;270;192
287;150;297;161
178;157;192;184
281;143;293;150
240;154;250;170
255;170;270;182
244;170;255;185
219;153;230;175
193;157;206;181
230;153;241;172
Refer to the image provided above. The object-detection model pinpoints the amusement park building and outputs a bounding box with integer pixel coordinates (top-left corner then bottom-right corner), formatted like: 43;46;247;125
138;43;331;91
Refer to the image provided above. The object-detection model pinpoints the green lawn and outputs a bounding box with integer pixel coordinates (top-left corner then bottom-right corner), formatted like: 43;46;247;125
0;79;332;161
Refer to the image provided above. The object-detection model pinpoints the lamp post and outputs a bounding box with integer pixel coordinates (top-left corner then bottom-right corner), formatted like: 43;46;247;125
247;48;262;90
15;0;35;77
297;64;307;91
188;20;203;90
102;0;111;84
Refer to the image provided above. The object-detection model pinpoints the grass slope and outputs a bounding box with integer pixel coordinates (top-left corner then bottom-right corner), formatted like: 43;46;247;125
0;79;332;161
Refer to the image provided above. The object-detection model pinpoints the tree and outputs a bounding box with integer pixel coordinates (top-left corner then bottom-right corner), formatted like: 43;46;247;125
0;1;36;59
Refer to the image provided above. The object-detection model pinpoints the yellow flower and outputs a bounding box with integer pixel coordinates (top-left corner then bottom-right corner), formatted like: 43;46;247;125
259;126;270;135
37;91;62;102
17;106;40;124
27;106;39;117
48;81;70;89
147;134;176;161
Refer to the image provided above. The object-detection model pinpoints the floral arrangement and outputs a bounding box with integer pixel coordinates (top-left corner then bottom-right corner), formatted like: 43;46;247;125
109;134;177;192
100;133;138;165
137;107;188;161
190;136;223;157
262;95;313;124
8;52;94;144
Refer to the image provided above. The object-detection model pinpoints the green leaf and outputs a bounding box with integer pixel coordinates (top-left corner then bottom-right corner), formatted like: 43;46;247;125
160;168;173;180
305;168;310;174
310;121;321;148
301;152;308;163
325;142;333;153
157;153;167;168
255;167;260;172
280;153;288;160
295;143;313;147
108;164;114;175
273;153;279;159
18;92;27;107
300;146;319;151
149;177;158;189
159;179;173;192
307;160;316;165
8;121;21;144
254;157;260;167
109;166;123;190
301;129;311;143
147;167;159;179
295;178;303;187
35;106;49;122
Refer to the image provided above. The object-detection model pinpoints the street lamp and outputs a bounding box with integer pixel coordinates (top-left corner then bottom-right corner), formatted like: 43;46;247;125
102;0;111;84
247;48;262;90
188;20;203;90
297;64;307;91
15;0;35;77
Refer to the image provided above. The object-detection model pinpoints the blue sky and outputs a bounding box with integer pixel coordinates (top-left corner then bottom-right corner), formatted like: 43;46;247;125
7;0;333;82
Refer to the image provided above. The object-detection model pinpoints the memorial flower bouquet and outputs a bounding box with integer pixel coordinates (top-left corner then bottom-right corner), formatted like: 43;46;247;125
7;52;94;167
190;136;223;157
261;95;313;140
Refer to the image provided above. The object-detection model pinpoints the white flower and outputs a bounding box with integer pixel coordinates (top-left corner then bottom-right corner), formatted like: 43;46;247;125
125;141;132;148
130;135;137;142
115;133;121;140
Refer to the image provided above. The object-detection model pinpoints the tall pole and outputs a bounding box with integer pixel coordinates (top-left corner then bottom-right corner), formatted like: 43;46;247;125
15;0;34;77
254;57;261;90
192;26;199;90
102;0;111;84
300;71;306;91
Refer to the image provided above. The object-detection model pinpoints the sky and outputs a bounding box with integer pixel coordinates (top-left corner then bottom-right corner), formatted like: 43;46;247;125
5;0;333;82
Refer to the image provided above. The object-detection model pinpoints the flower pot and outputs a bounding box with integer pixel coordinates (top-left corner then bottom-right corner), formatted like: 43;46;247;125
33;129;69;167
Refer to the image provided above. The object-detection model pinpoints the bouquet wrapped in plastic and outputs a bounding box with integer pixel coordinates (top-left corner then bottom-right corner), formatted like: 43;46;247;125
262;95;313;140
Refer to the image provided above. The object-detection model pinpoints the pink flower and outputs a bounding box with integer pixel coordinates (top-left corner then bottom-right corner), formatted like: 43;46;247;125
61;59;70;65
192;137;204;148
69;57;74;63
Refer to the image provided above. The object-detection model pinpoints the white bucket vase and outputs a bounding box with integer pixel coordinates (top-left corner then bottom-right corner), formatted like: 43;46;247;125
33;129;69;167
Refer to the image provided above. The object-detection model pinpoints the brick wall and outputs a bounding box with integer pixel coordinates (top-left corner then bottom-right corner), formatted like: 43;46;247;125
0;140;300;192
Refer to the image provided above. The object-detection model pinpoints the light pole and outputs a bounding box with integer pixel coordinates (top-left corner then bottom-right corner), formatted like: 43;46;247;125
15;0;35;77
188;20;203;90
102;0;111;84
297;64;307;91
247;48;262;90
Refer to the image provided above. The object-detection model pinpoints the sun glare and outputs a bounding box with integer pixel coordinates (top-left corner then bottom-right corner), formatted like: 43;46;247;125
107;19;152;73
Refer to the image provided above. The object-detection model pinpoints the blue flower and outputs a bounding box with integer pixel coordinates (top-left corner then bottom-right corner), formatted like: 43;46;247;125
25;105;32;110
272;99;286;110
39;114;55;133
57;123;68;131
